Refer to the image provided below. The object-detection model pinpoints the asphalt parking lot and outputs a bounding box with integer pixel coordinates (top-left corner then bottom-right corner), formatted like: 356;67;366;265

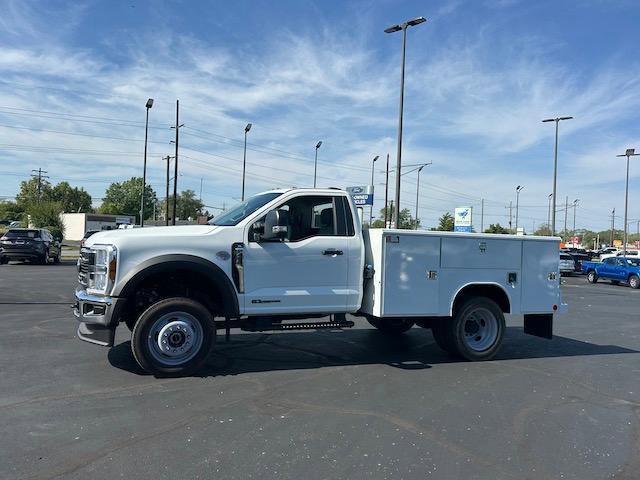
1;263;639;480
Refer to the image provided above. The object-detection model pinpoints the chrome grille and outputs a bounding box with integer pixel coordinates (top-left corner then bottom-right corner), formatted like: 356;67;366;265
78;248;95;287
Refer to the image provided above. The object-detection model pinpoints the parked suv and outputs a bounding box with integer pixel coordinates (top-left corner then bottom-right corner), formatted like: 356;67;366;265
0;228;61;264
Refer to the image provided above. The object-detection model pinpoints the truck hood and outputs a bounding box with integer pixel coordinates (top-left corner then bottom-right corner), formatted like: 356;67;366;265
86;225;219;247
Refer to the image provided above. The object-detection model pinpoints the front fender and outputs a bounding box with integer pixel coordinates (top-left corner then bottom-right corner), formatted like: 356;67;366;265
112;254;239;318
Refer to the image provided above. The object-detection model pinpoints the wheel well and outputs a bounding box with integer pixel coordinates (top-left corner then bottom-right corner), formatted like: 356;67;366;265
119;269;226;327
452;284;511;315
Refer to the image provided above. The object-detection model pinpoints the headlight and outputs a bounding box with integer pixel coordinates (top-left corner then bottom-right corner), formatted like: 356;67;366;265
87;245;117;295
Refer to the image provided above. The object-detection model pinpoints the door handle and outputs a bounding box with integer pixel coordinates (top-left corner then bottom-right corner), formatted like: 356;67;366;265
322;249;343;256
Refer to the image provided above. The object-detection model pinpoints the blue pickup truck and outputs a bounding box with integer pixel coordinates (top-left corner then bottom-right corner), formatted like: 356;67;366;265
582;256;640;288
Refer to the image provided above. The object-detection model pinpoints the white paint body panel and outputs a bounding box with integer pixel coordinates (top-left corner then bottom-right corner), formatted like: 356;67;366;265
361;229;561;318
87;188;560;320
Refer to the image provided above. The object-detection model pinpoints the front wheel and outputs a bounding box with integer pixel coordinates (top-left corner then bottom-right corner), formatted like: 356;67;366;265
131;297;215;376
629;275;640;289
587;271;598;283
367;317;414;334
446;297;505;361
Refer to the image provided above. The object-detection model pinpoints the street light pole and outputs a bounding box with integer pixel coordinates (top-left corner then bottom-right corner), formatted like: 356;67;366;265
616;148;639;255
415;165;424;230
547;193;552;232
241;123;252;201
369;155;379;225
313;141;322;188
515;185;524;232
572;198;579;236
140;98;153;227
542;116;573;236
384;153;390;227
385;16;426;228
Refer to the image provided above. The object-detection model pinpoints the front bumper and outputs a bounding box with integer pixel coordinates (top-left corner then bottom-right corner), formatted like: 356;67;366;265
73;289;124;347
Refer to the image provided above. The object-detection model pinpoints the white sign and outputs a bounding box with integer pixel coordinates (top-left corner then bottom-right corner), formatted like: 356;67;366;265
454;207;472;232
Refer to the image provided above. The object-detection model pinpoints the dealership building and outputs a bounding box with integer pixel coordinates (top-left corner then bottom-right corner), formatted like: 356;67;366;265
60;213;135;241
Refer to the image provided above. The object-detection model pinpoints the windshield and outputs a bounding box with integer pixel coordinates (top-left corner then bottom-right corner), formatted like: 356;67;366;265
4;229;40;239
209;192;283;226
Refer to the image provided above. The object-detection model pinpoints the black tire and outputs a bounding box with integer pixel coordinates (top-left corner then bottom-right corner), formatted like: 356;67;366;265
586;271;598;283
446;297;506;361
431;318;456;354
367;317;414;334
629;275;640;289
53;253;60;264
0;256;7;265
40;250;49;265
131;297;215;376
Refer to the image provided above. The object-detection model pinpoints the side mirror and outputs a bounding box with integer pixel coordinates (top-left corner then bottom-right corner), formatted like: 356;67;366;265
262;209;289;241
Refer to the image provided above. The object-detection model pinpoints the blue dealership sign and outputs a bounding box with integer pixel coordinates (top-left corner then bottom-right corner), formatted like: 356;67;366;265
346;185;374;206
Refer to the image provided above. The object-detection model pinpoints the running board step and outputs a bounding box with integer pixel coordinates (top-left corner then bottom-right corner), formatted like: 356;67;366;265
241;320;354;332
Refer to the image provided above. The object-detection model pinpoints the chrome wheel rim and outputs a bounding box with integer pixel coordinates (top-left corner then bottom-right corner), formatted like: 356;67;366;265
147;311;203;366
462;307;499;352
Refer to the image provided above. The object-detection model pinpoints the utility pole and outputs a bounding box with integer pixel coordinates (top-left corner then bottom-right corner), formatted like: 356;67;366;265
611;208;615;246
563;196;568;241
30;168;49;202
199;177;203;203
171;100;184;225
165;156;171;226
384;153;390;228
572;199;579;235
370;155;379;225
480;198;484;233
506;202;513;233
389;200;394;228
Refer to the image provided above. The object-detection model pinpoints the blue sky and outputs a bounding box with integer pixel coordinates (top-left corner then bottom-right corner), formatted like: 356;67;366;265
0;0;639;232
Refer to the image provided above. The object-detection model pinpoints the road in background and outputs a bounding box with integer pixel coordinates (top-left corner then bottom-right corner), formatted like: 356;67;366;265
1;265;638;479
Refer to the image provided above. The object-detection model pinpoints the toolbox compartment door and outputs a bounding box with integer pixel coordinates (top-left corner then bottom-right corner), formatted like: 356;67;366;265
382;234;440;316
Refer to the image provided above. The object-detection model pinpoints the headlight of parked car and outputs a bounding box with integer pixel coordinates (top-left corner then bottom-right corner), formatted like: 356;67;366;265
87;244;117;295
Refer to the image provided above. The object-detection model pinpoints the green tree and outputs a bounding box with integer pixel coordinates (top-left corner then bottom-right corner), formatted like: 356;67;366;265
51;182;92;213
432;212;454;231
99;177;157;223
16;177;53;207
485;223;510;234
26;201;65;237
370;204;419;229
0;201;24;221
159;190;205;221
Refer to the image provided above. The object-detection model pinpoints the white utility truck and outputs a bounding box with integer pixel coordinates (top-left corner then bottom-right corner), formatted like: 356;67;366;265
73;188;563;376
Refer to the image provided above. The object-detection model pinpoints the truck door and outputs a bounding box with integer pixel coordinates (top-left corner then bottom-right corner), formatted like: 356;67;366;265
614;257;627;280
242;194;351;315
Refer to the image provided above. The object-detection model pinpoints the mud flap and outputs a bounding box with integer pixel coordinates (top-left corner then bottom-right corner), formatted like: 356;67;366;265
77;322;116;347
524;314;553;339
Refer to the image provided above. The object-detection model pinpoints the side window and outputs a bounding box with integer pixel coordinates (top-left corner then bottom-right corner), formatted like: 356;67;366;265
604;258;614;265
616;258;626;267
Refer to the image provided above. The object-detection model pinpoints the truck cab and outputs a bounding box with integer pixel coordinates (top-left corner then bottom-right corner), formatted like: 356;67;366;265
73;188;563;376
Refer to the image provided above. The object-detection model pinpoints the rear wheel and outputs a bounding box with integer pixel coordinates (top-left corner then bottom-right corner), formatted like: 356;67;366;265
445;297;505;361
40;250;49;265
367;317;414;334
53;253;60;264
131;297;215;376
0;256;7;265
587;271;598;283
629;275;640;289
